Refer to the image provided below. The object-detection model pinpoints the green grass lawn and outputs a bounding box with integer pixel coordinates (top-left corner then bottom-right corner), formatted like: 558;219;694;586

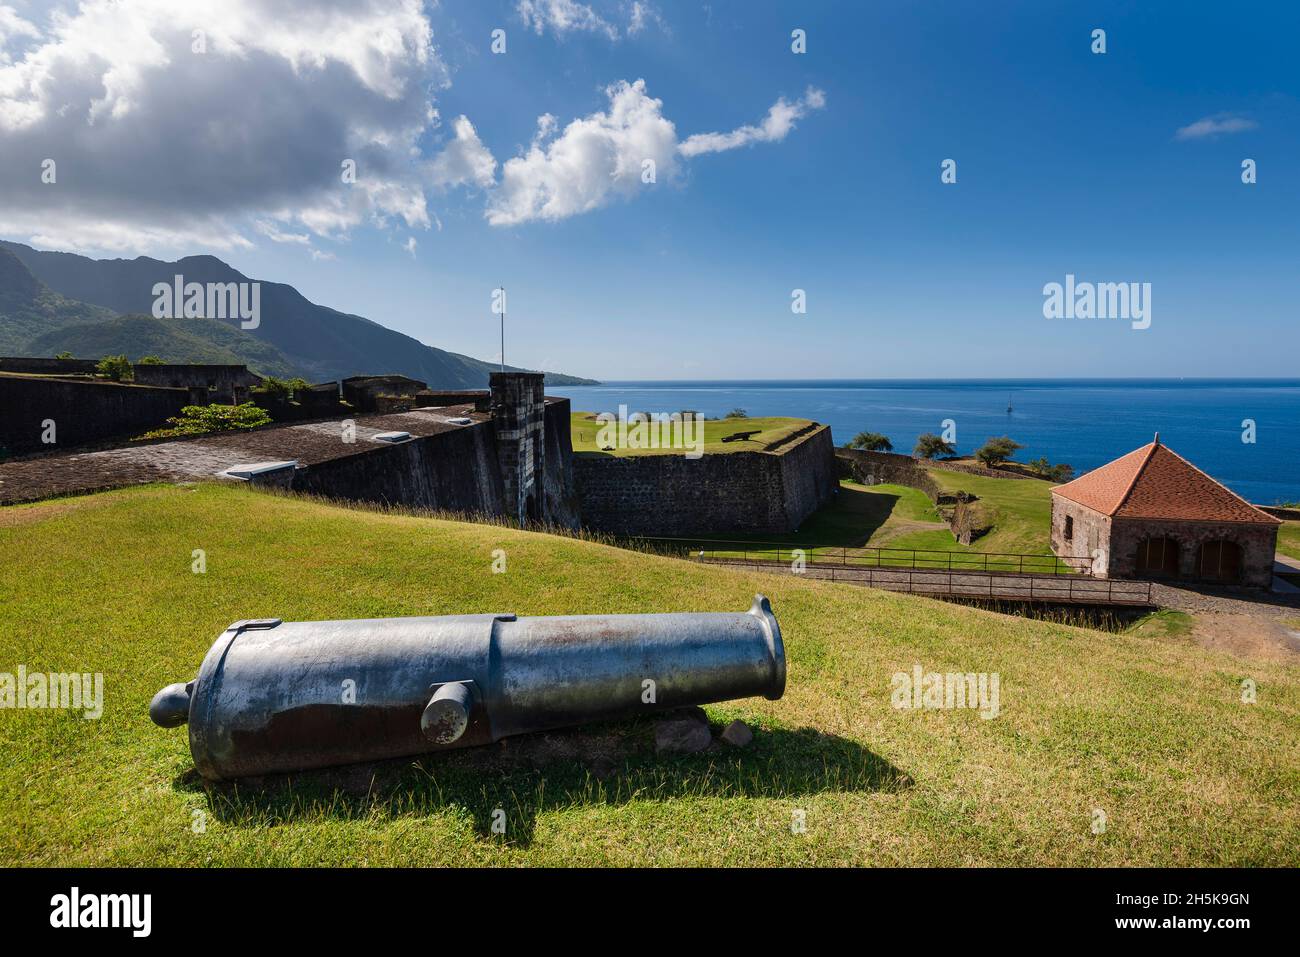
1277;521;1300;563
2;483;1297;866
571;411;811;456
683;469;1057;570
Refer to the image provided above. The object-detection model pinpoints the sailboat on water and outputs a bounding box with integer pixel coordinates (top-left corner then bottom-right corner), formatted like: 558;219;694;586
1006;392;1014;414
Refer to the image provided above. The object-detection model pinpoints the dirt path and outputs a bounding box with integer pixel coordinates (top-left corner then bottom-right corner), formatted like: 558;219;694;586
1188;613;1300;662
1152;580;1300;662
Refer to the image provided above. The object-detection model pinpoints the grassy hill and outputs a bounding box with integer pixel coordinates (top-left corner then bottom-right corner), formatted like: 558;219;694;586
675;466;1057;568
572;412;813;456
886;468;1056;555
2;484;1296;866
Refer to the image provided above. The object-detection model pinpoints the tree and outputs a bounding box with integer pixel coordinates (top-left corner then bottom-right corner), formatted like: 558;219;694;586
96;355;132;382
848;431;892;452
260;376;313;401
136;355;164;365
1027;456;1051;476
914;433;956;459
54;351;73;360
1048;463;1075;483
975;436;1023;469
725;408;749;419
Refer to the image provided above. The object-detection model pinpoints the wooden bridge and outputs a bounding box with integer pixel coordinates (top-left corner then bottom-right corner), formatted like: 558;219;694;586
648;541;1156;606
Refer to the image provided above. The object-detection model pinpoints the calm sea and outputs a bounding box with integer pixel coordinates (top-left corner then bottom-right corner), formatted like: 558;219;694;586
550;379;1300;505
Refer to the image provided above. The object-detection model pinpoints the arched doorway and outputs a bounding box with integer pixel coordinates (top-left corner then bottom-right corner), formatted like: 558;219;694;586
1196;540;1243;582
1134;536;1180;578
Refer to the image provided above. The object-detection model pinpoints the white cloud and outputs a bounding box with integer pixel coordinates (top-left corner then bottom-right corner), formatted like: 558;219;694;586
486;78;678;226
429;115;497;189
0;0;443;254
627;2;666;36
403;236;418;258
517;0;663;41
1175;113;1258;141
518;0;618;40
0;5;38;65
0;2;820;247
679;86;826;157
480;79;826;226
255;220;312;245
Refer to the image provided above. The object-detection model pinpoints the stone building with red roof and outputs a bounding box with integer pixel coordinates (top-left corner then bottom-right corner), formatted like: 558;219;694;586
1050;435;1280;588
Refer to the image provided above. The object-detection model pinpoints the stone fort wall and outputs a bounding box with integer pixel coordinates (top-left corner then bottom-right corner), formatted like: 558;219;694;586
288;397;581;528
575;424;837;537
0;373;190;456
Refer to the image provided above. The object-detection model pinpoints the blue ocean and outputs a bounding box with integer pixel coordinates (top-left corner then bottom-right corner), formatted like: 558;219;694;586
550;379;1300;505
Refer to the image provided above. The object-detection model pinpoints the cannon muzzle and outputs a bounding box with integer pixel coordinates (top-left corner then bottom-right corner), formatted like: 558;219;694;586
152;596;785;780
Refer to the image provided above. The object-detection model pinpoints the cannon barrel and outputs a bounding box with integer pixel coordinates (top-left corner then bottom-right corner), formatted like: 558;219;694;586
150;595;785;780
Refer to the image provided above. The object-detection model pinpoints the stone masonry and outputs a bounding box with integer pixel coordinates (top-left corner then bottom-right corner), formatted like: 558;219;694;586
490;371;546;525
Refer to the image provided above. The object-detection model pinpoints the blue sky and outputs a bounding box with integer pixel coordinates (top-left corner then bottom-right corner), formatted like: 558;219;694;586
1;0;1296;379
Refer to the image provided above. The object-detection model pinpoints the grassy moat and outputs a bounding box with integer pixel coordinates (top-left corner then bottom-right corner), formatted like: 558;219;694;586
570;411;813;455
2;483;1297;866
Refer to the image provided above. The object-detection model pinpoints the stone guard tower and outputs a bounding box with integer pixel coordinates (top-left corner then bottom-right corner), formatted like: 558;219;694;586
490;372;546;525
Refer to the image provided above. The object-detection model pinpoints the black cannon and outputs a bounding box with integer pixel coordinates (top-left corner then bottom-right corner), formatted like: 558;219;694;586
150;596;785;780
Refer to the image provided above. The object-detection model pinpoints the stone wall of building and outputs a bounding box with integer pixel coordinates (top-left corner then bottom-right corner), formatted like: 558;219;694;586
1051;493;1278;586
341;375;428;412
253;387;349;422
575;424;837;537
132;364;262;403
0;373;190;456
1107;517;1277;588
1050;495;1112;575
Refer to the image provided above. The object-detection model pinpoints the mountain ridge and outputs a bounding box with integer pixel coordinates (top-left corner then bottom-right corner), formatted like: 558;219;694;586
0;241;597;387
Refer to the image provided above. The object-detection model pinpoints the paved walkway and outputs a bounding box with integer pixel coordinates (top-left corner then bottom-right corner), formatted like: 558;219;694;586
0;405;485;505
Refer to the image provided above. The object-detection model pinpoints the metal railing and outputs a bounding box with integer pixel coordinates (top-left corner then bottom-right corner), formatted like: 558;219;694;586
645;538;1091;576
697;557;1154;606
626;537;1154;606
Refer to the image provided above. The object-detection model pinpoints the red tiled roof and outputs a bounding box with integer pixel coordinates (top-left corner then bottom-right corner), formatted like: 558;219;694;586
1051;438;1279;525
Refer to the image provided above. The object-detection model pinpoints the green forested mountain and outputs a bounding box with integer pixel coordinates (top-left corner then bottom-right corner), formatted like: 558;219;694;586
0;247;115;353
1;240;597;387
26;315;301;377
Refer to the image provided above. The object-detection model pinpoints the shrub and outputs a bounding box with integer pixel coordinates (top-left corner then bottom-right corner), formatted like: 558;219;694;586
848;431;892;452
136;402;273;440
96;354;132;381
137;355;164;365
259;376;311;400
725;408;749;419
54;351;73;360
914;433;956;459
975;436;1023;468
1048;463;1075;483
